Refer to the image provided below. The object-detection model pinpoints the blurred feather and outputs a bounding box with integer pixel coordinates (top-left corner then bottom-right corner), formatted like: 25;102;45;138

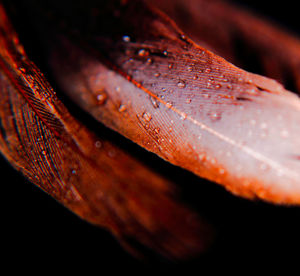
148;0;300;94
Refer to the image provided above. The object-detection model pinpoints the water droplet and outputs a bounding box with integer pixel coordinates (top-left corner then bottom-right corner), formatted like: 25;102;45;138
138;49;149;57
205;68;211;73
147;58;153;64
118;104;127;112
96;90;107;105
193;75;199;80
181;113;187;120
122;35;131;42
154;72;160;78
177;80;186;88
209;112;222;121
72;169;77;174
168;63;173;69
19;67;26;73
154;128;160;134
150;97;159;108
163;50;168;56
142;112;152;122
186;99;192;104
95;141;102;148
227;84;232;89
166;102;172;109
215;84;222;89
221;75;228;82
181;34;187;40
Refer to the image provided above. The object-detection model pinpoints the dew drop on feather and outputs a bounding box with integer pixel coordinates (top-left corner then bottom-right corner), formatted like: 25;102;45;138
138;49;149;57
95;141;102;148
118;104;127;112
122;35;131;42
142;112;152;122
177;80;186;88
166;102;172;109
96;91;107;105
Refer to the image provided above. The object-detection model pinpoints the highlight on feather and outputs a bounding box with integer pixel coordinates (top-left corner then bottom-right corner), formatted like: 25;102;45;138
22;0;300;204
0;3;213;260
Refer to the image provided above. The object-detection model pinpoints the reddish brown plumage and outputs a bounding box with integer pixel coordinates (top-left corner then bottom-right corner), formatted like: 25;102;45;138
2;0;300;262
0;4;211;259
32;0;300;204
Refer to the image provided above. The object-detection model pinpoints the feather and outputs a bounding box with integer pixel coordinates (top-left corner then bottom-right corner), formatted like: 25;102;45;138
0;4;211;259
24;0;300;204
148;0;300;95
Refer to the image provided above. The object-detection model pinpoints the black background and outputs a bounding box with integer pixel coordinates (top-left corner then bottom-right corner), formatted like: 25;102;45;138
2;0;300;273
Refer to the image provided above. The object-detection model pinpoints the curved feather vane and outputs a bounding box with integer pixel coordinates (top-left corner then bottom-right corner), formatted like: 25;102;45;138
0;4;212;259
24;0;300;204
148;0;300;95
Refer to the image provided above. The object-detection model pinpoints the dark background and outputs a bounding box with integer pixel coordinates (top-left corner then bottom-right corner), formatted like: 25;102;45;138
2;0;300;273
